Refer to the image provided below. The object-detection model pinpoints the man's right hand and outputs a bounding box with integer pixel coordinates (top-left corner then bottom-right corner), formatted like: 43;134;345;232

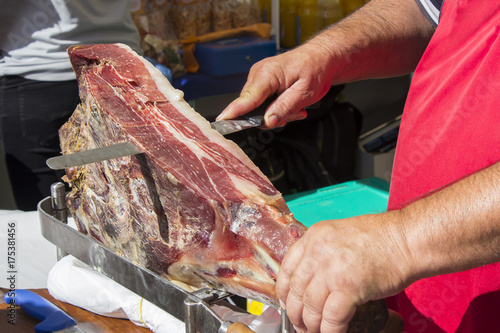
216;41;336;129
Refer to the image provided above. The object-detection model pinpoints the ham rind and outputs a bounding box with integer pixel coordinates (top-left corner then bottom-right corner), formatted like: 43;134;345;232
59;44;307;305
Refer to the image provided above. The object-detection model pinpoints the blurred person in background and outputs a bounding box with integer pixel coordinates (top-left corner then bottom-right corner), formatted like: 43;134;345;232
0;0;141;211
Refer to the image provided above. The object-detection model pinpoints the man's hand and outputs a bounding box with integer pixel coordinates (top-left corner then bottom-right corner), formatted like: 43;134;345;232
217;0;433;129
276;161;500;332
216;43;334;129
276;212;413;332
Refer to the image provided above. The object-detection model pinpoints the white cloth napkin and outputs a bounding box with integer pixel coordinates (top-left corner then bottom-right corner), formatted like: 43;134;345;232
0;210;58;289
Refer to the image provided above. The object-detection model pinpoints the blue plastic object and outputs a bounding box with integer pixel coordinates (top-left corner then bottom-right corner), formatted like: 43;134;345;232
144;57;173;82
144;56;159;66
171;72;248;101
4;289;76;333
155;64;173;82
194;36;276;76
285;178;390;228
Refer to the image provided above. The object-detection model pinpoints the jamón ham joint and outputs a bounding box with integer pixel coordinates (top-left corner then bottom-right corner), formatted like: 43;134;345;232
59;44;307;305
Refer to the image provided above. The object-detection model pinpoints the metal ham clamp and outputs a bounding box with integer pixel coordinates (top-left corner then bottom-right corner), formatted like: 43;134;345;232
38;185;285;333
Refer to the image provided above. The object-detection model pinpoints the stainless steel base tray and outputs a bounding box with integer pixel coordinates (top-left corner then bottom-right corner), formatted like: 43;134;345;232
38;196;269;333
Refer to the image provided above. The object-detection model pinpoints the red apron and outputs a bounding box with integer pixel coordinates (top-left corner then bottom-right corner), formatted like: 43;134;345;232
387;0;500;331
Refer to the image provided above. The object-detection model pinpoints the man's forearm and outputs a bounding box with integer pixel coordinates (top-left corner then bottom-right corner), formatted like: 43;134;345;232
219;0;436;126
305;0;435;84
393;161;500;284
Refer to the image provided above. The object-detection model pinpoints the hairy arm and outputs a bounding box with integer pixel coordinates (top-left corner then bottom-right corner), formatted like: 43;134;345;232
276;161;500;332
400;161;500;280
314;0;434;83
218;0;435;127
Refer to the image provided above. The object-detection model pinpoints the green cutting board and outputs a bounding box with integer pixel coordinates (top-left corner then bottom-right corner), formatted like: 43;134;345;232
285;177;390;228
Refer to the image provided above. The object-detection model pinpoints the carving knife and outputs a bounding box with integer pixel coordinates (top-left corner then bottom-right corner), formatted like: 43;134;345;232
46;98;320;170
4;289;85;332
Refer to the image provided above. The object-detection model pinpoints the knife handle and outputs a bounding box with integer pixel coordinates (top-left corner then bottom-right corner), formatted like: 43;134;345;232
234;97;273;127
238;96;321;124
226;322;256;333
4;289;77;333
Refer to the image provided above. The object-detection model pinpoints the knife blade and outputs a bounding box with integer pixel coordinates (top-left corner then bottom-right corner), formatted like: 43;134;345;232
4;289;85;333
47;141;142;170
209;98;269;136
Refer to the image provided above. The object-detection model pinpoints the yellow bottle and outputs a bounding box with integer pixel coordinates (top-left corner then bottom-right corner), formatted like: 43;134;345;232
259;0;271;23
280;0;298;48
318;0;342;30
340;0;367;17
297;0;319;44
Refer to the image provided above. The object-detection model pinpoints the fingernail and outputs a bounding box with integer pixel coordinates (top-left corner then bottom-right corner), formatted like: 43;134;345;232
268;115;279;127
279;299;286;310
276;120;287;128
293;325;303;333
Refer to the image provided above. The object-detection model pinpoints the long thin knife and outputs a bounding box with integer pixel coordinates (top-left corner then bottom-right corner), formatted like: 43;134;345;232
47;141;142;170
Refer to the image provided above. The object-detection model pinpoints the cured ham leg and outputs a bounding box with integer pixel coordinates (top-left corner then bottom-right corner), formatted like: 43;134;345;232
59;44;306;305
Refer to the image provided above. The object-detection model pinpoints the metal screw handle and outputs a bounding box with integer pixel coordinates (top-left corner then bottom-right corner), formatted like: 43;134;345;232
50;182;68;260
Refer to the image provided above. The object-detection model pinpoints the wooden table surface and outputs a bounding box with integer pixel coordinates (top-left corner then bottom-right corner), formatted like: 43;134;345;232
0;288;151;333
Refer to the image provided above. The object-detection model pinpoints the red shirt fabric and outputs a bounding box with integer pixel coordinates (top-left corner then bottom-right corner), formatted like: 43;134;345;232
386;0;500;332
